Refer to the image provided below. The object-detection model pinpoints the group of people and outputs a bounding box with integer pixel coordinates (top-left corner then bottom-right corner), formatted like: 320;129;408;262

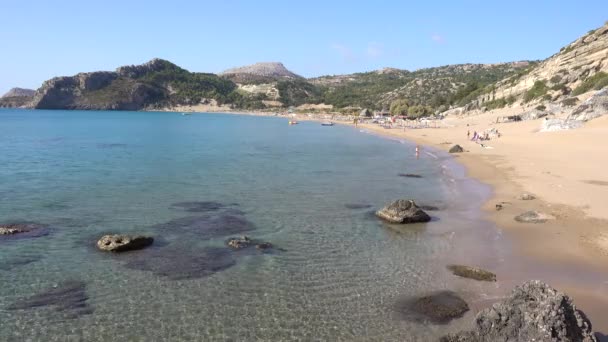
467;130;500;141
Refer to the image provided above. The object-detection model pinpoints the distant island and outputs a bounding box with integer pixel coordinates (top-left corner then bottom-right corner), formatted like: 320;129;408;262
2;22;607;117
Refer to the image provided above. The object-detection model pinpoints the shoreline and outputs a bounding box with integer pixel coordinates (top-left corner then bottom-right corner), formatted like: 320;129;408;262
327;118;608;332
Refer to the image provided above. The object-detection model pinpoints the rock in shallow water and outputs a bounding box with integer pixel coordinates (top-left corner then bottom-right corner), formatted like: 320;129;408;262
170;201;229;213
124;245;236;280
447;265;496;282
0;253;42;271
8;280;92;319
395;291;469;324
152;213;255;238
344;203;373;210
0;222;51;240
226;235;252;249
375;200;431;224
97;234;154;252
441;280;597;342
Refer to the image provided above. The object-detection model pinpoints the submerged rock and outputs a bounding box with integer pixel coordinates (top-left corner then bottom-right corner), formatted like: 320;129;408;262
170;201;228;213
395;291;469;324
514;211;554;223
0;222;50;240
449;145;464;153
375;200;431;224
441;281;597;342
344;203;373;210
124;245;236;280
256;242;273;250
97;234;154;252
447;265;496;282
8;280;92;319
0;254;42;271
152;213;255;238
226;235;252;249
398;173;423;178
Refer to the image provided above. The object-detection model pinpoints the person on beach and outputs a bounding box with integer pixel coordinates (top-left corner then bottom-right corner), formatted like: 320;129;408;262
467;130;470;139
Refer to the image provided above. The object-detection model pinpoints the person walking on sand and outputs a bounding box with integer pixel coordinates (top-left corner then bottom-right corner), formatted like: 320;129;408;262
467;130;470;139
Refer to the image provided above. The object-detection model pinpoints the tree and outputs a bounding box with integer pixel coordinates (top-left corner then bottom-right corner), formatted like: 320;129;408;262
390;99;409;116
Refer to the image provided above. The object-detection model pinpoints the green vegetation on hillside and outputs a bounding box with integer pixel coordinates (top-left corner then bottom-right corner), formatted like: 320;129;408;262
523;80;548;102
572;72;608;95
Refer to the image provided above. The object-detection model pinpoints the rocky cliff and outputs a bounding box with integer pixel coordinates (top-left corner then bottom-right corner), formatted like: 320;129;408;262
220;62;302;83
30;59;236;110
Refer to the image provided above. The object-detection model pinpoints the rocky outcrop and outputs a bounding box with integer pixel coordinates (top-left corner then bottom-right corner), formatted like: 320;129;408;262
447;265;496;282
221;62;301;80
519;193;536;200
375;199;431;224
441;280;597;342
0;87;35;108
514;211;554;223
449;145;464;153
568;88;608;122
96;234;154;252
1;87;35;98
0;222;50;240
540;118;583;132
226;235;252;249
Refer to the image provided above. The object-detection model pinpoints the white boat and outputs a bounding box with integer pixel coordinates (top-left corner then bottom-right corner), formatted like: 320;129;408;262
181;112;192;116
321;122;334;126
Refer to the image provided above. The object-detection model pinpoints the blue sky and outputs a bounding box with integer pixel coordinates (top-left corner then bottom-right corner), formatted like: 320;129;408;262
1;0;606;94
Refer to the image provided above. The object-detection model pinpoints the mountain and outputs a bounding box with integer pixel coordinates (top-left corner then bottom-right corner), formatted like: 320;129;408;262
0;87;36;108
2;87;35;98
220;62;302;84
30;59;239;110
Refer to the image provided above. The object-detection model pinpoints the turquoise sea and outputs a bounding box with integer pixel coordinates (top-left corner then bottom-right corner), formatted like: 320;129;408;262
0;109;507;341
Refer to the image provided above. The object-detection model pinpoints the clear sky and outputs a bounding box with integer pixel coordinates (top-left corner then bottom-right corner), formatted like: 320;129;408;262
1;0;606;95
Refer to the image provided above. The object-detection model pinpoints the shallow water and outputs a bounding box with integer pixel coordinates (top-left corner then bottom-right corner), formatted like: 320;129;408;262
0;110;506;341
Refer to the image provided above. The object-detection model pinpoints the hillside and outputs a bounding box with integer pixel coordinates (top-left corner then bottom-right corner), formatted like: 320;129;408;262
311;63;532;113
2;87;35;98
30;59;249;110
461;22;608;112
0;87;36;108
220;62;302;83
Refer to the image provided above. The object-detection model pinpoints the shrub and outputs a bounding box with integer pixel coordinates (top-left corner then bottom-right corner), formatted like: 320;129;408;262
535;105;546;111
524;81;548;102
561;97;579;107
550;75;562;84
572;72;608;95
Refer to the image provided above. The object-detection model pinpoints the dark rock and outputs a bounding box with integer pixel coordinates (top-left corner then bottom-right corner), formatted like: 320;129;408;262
395;291;469;324
8;280;92;319
152;213;255;238
519;193;536;200
170;201;227;212
419;204;441;211
398;173;423;178
0;222;51;240
514;211;554;223
441;281;597;342
226;235;252;249
124;245;235;280
447;265;496;282
375;200;431;224
256;242;273;250
449;144;464;153
96;234;154;252
344;203;373;210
